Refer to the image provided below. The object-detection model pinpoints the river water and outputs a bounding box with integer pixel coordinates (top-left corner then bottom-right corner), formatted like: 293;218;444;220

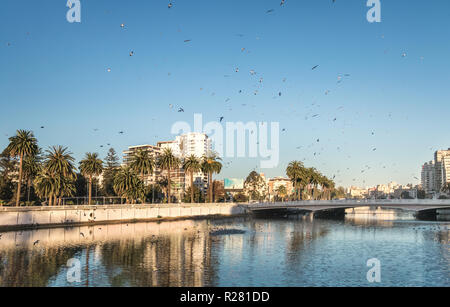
0;208;448;287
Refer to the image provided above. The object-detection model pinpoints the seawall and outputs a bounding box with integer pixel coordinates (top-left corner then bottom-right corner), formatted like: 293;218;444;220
0;203;249;231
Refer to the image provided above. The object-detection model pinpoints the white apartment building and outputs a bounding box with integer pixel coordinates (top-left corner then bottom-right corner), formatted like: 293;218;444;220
176;132;212;158
421;160;435;194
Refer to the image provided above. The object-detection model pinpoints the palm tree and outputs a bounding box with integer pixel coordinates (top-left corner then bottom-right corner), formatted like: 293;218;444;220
276;185;287;201
6;130;39;206
182;155;202;203
113;166;144;204
79;153;103;205
201;153;222;203
22;151;42;202
158;148;180;203
44;146;76;205
286;161;305;200
130;148;155;183
34;169;58;206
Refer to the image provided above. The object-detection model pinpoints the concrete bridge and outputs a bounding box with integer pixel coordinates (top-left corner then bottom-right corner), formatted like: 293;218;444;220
246;199;450;215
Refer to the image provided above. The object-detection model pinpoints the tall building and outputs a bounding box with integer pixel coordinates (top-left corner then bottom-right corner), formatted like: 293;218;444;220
434;149;450;192
421;161;435;194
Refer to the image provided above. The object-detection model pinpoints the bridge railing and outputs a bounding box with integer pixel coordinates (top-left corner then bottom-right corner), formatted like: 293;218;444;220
247;199;450;208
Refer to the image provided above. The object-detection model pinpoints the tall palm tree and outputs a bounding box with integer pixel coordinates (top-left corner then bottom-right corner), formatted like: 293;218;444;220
44;146;76;205
34;169;58;206
6;130;39;206
182;155;202;203
130;148;155;183
201;153;222;203
276;185;287;201
113;166;144;204
286;161;305;200
79;153;103;205
22;151;42;202
158;148;180;204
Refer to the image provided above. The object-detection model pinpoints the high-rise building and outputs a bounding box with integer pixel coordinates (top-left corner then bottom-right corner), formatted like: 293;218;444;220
421;161;435;194
434;149;450;192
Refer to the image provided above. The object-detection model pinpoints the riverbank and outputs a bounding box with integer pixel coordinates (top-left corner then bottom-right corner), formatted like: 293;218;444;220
0;203;249;231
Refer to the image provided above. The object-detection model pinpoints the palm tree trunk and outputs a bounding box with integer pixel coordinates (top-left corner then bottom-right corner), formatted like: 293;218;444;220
27;177;31;202
88;175;92;205
15;154;24;207
190;172;194;203
167;168;171;204
152;183;155;204
208;172;212;203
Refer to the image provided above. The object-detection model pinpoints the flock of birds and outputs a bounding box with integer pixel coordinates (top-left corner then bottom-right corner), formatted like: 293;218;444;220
2;1;431;189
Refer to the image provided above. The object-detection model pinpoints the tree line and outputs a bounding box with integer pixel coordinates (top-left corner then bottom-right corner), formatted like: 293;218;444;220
0;130;223;206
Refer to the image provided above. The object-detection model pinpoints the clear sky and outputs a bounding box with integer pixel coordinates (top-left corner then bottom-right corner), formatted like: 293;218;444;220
1;0;449;188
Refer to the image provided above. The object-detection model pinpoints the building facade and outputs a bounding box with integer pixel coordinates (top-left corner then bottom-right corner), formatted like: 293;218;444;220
434;149;450;192
421;160;435;194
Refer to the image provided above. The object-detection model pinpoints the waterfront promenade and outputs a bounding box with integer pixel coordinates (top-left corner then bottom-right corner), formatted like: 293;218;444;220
1;199;450;231
0;203;247;231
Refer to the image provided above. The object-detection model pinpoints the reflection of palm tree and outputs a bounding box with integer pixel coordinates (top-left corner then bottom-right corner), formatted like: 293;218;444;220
6;130;39;206
0;246;79;286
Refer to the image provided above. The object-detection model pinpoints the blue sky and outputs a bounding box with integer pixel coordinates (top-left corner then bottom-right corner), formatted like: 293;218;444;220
1;0;449;187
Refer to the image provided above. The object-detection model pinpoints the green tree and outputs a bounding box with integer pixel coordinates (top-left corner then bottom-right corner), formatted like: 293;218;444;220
22;151;42;202
6;130;39;206
201;153;222;203
244;171;266;201
79;153;103;205
43;146;76;205
286;161;306;200
276;185;287;201
34;169;58;206
182;155;202;203
113;166;144;204
130;148;155;183
103;148;120;196
158;148;180;203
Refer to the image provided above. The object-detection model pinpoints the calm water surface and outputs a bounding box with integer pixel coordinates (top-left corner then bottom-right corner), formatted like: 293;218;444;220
0;208;448;287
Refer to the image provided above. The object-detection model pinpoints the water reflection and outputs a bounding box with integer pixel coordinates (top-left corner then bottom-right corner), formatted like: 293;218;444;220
0;209;448;287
